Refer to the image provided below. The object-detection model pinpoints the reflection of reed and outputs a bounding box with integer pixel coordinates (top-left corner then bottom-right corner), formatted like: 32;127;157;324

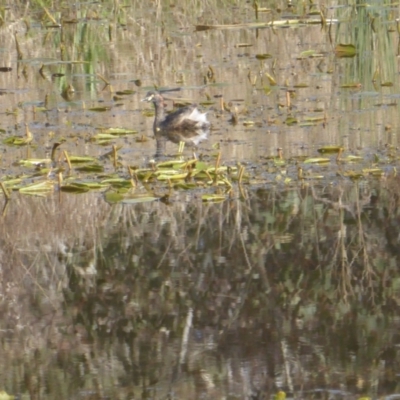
0;178;399;398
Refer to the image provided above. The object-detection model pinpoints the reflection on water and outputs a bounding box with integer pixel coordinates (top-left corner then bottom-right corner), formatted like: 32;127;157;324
1;0;400;399
1;176;400;398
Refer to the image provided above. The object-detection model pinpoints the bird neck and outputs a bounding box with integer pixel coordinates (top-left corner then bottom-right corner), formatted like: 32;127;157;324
153;98;165;132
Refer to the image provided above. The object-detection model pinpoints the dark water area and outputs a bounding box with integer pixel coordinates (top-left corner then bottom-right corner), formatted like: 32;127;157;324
2;177;400;399
1;1;400;399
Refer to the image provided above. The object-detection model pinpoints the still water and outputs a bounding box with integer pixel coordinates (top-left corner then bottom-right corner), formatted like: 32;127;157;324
0;1;400;399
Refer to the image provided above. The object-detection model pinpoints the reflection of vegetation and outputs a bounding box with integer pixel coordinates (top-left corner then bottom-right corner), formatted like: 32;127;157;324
1;178;400;398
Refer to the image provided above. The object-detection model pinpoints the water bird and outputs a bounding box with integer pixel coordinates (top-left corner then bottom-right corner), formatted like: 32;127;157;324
141;90;210;153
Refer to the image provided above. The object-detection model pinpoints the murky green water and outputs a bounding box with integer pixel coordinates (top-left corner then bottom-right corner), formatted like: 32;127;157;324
1;1;400;399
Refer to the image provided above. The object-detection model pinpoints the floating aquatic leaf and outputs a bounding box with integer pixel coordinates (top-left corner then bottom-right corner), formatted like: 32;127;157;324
3;136;32;146
102;128;138;135
304;157;330;164
121;195;159;204
115;90;136;95
89;107;112;112
19;181;54;195
342;171;364;180
299;49;318;58
299;121;321;127
340;82;361;88
101;178;132;188
206;166;228;174
303;116;325;123
60;184;90;193
67;181;110;190
199;101;215;106
104;191;125;203
68;156;97;164
35;106;48;112
1;177;24;188
317;146;343;154
157;172;188;181
173;182;199;190
193;162;209;172
178;159;197;169
202;194;226;202
157;160;187;168
335;43;356;57
274;159;286;167
363;168;384;176
285;117;298;125
255;54;272;60
18;158;52;167
243;120;255;126
293;83;309;88
298;173;325;180
343;155;363;162
91;133;117;143
75;164;104;173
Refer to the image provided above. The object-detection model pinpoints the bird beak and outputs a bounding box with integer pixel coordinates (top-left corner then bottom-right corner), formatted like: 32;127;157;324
141;95;152;102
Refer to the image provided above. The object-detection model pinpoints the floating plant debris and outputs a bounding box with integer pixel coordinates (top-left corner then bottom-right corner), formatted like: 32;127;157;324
334;43;356;57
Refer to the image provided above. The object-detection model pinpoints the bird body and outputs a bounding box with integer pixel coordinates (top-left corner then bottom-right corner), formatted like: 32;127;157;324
142;91;210;146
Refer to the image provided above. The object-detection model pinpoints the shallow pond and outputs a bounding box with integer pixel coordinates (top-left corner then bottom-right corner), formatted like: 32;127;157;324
1;1;400;399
